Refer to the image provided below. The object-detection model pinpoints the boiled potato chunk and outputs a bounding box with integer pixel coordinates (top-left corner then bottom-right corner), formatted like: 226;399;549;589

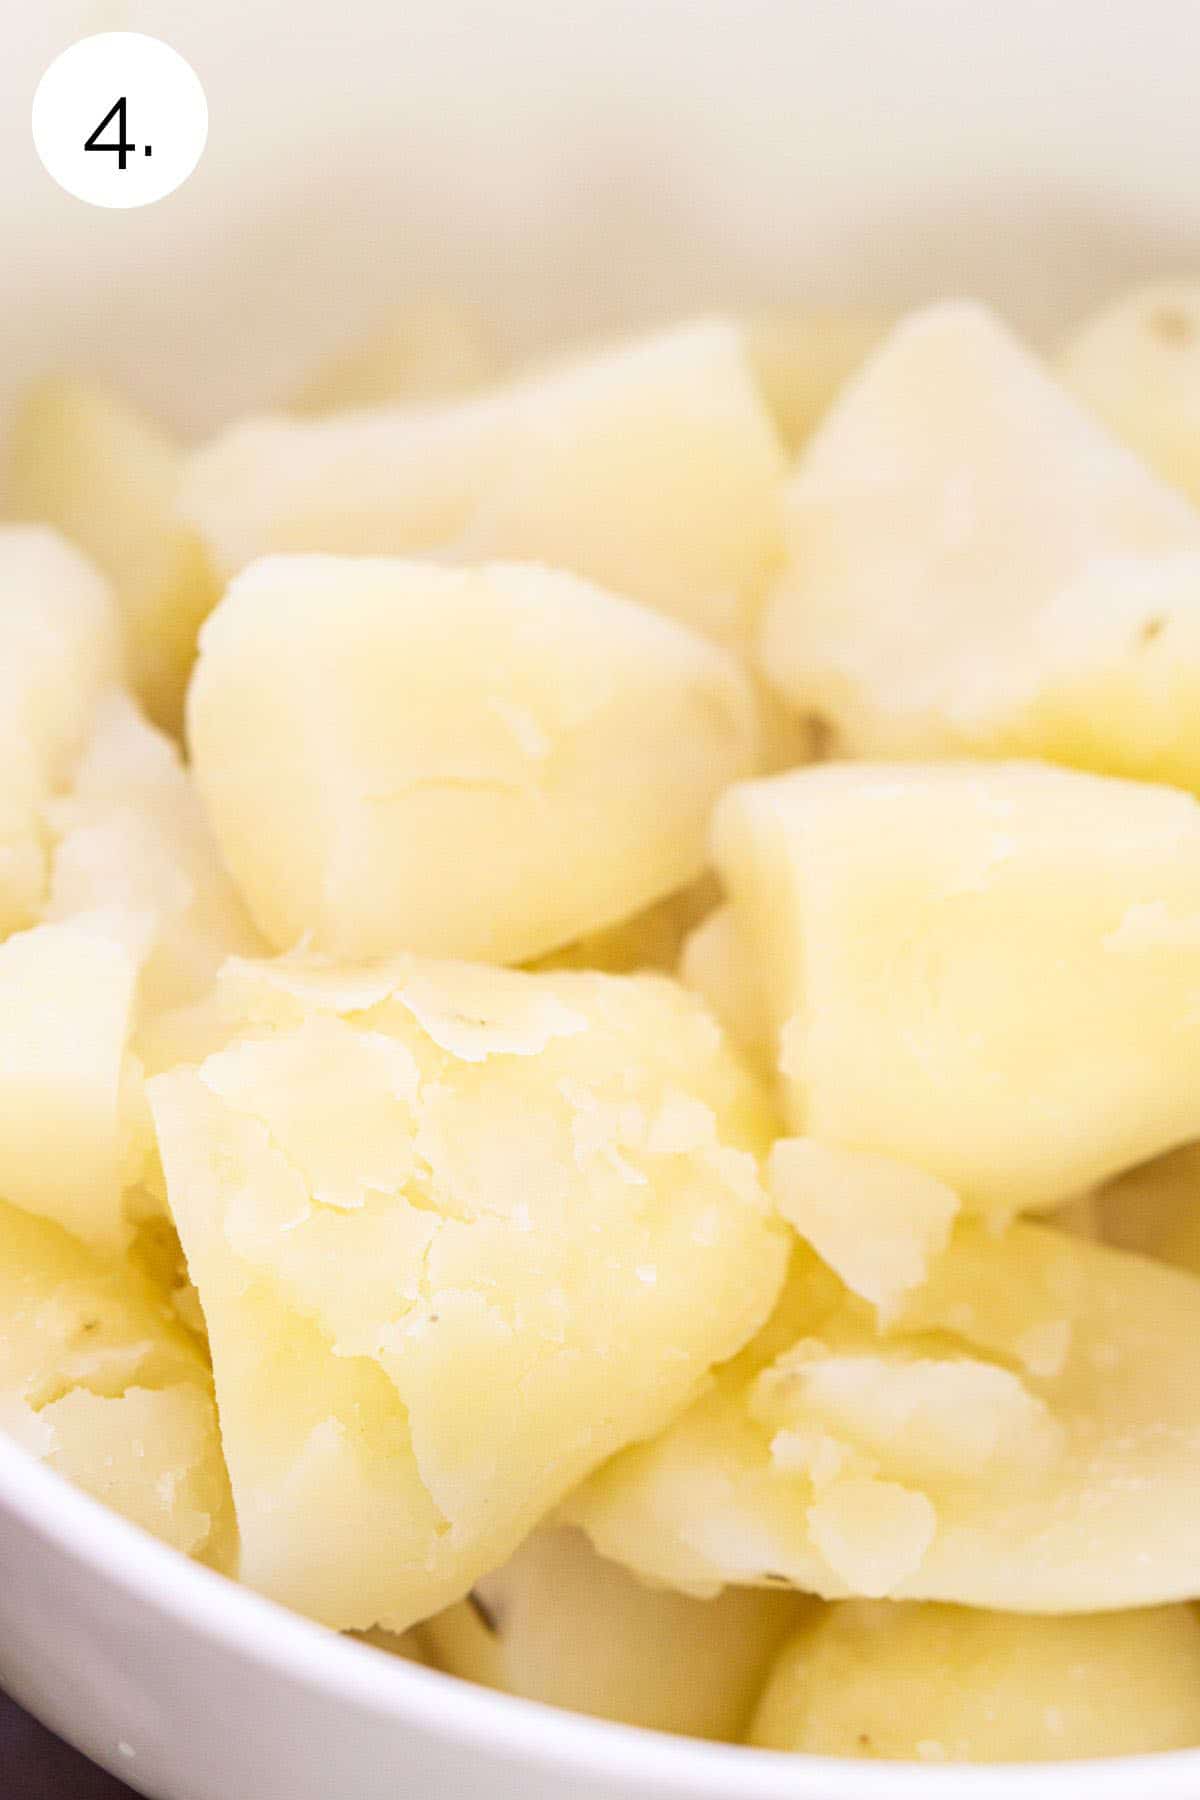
768;1140;958;1319
0;919;139;1248
148;951;788;1631
749;1602;1200;1762
0;1199;230;1562
757;302;1200;791
6;378;216;733
747;310;889;452
1060;282;1200;508
0;526;121;934
679;905;771;1064
288;302;498;414
426;1525;801;1741
570;1220;1200;1610
39;695;265;1218
181;320;786;645
713;760;1200;1213
47;693;265;1025
188;558;759;964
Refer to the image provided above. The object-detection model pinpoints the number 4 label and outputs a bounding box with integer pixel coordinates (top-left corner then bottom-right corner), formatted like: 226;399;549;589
84;97;138;170
33;33;206;209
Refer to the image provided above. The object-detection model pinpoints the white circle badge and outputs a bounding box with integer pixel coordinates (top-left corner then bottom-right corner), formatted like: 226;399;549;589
33;33;207;209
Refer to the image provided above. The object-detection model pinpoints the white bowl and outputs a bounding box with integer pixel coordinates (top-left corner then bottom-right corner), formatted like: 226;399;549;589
5;3;1200;1795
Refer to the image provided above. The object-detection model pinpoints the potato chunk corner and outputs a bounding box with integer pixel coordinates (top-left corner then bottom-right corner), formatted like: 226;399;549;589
188;558;759;965
1059;282;1200;509
0;1198;230;1562
0;918;139;1248
768;1140;958;1319
147;951;787;1632
287;302;499;414
0;525;121;933
426;1525;802;1741
32;695;264;1226
47;692;265;1026
181;320;786;645
757;302;1200;793
568;1220;1200;1612
749;1601;1200;1762
678;904;771;1066
713;760;1200;1214
6;377;217;734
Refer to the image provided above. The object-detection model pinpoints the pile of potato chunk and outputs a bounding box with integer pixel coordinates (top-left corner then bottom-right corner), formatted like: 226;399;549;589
6;284;1200;1766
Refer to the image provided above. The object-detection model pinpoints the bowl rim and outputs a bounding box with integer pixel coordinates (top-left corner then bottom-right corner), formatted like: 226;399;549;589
3;1439;1200;1799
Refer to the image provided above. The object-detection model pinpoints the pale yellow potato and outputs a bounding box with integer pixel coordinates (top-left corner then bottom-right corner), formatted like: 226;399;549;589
188;558;759;965
0;526;121;934
1060;282;1200;507
0;919;139;1248
768;1140;959;1319
148;950;788;1632
46;693;265;1024
0;1198;231;1563
181;320;786;645
569;1220;1200;1610
713;760;1200;1214
749;1601;1200;1762
679;904;771;1064
1095;1142;1200;1275
757;302;1200;791
6;377;216;734
36;694;265;1223
288;302;498;414
127;1211;209;1343
747;309;889;453
426;1525;801;1741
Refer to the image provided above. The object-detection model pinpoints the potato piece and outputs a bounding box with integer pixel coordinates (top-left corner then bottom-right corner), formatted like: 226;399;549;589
6;378;216;734
0;1198;230;1563
0;526;121;933
288;302;498;414
147;951;788;1632
570;1219;1200;1611
0;919;139;1248
41;1385;223;1557
749;1602;1200;1762
188;558;759;965
768;1140;958;1319
37;695;265;1221
747;310;889;452
1095;1143;1200;1276
713;760;1200;1214
1059;283;1200;508
757;302;1200;791
46;693;265;1024
426;1525;801;1741
181;320;786;645
181;396;497;574
679;905;771;1064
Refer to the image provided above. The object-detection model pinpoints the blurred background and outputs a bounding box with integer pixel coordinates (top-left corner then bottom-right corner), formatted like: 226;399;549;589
7;0;1200;440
